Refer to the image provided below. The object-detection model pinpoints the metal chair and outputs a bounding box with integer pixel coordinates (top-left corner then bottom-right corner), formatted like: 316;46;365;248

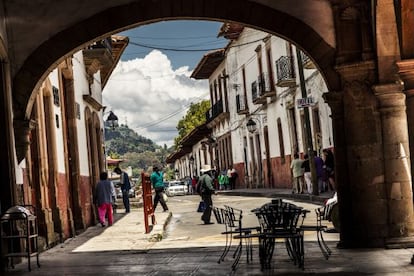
300;207;332;260
213;206;232;263
223;205;261;270
253;203;306;270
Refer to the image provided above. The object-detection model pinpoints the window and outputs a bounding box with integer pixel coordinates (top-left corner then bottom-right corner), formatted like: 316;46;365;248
242;67;248;107
312;107;322;154
55;114;59;128
222;70;229;112
288;107;299;154
266;46;275;92
75;102;81;120
277;118;285;164
52;86;60;106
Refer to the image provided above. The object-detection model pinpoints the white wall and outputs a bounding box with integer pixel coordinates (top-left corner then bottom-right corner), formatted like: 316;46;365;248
212;26;333;168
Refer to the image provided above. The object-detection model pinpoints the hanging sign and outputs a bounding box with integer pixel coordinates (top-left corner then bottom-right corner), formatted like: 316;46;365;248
297;97;315;108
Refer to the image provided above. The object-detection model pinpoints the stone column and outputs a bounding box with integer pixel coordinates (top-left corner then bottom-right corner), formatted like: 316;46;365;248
397;60;414;192
372;83;414;247
336;61;388;247
323;91;353;247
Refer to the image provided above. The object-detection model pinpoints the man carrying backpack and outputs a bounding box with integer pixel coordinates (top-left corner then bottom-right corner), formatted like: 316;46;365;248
197;165;216;225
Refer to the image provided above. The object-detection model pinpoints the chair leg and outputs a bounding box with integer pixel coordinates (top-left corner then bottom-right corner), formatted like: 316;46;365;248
231;241;242;270
317;229;331;259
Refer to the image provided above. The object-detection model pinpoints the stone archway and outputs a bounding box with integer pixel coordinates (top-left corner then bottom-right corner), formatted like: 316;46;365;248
10;0;339;164
3;0;414;248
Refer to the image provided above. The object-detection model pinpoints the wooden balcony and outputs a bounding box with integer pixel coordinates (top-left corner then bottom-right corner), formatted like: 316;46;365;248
83;38;114;77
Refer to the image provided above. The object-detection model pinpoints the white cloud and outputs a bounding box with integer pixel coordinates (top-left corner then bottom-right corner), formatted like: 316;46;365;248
103;50;209;147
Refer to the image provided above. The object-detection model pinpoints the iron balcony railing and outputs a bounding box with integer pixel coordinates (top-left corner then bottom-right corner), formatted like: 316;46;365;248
252;80;266;104
205;99;224;122
300;51;315;69
258;72;274;97
251;80;259;101
236;94;248;114
88;37;113;55
275;55;296;87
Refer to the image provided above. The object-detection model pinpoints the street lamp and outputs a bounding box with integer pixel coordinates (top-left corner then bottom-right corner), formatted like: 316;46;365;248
106;111;119;130
246;118;257;133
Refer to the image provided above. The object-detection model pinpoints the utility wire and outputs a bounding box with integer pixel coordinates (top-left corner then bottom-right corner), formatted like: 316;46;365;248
128;36;266;52
135;93;209;131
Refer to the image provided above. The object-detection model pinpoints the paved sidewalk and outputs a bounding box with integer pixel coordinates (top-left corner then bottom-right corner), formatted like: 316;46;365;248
4;189;414;275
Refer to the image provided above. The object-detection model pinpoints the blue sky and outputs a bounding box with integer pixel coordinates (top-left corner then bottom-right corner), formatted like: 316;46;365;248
103;20;228;147
119;20;227;70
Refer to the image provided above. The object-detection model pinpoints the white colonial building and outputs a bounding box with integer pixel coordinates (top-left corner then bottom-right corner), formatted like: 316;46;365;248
15;36;128;247
170;23;333;190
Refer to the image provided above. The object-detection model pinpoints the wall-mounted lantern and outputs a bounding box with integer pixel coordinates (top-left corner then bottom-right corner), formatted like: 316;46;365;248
246;118;257;133
106;111;119;130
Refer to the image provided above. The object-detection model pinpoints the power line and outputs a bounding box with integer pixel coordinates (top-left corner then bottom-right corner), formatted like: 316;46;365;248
126;34;219;40
134;93;209;131
128;36;266;53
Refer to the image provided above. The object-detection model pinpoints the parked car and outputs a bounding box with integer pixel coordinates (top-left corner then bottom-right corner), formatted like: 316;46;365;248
165;180;188;196
128;188;135;198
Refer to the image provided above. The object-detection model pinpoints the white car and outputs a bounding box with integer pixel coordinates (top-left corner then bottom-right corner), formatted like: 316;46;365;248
165;181;188;196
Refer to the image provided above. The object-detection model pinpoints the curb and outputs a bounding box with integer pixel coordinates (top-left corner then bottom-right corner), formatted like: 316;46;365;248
148;211;172;242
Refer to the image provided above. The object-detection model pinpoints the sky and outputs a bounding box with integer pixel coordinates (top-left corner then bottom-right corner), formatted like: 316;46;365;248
102;20;227;147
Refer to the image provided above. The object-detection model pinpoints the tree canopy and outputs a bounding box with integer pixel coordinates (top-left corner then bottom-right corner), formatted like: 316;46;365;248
174;100;210;148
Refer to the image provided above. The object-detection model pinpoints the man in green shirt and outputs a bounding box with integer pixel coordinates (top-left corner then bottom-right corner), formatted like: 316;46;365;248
150;166;169;212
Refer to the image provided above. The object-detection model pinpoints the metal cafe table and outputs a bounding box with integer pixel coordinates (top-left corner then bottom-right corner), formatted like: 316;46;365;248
251;200;308;271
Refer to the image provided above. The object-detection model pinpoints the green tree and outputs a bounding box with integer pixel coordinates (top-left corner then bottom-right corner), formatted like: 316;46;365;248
174;100;210;148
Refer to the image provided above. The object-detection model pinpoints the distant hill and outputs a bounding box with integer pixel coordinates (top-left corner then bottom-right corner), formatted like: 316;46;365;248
104;124;161;156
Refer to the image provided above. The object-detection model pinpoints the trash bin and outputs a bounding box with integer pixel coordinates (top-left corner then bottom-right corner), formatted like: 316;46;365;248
0;205;40;271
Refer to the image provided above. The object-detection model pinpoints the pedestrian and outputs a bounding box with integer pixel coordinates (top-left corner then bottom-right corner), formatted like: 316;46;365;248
114;167;131;213
229;167;238;190
301;154;312;194
218;170;228;190
290;153;304;194
226;168;232;189
323;148;335;191
314;151;326;193
94;171;114;227
150;166;169;212
187;176;192;195
191;176;198;194
197;164;216;225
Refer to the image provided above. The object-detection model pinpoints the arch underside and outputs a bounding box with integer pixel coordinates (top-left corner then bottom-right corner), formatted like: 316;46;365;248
11;0;338;121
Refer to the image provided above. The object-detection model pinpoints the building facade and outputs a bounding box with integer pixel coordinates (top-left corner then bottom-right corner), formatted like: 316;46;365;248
14;36;128;248
187;24;333;190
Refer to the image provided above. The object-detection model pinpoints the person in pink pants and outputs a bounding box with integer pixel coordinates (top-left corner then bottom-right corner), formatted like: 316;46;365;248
95;171;114;227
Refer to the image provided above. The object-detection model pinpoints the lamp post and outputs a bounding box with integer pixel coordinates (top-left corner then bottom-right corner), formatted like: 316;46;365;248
103;110;118;170
296;49;318;195
246;118;257;133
